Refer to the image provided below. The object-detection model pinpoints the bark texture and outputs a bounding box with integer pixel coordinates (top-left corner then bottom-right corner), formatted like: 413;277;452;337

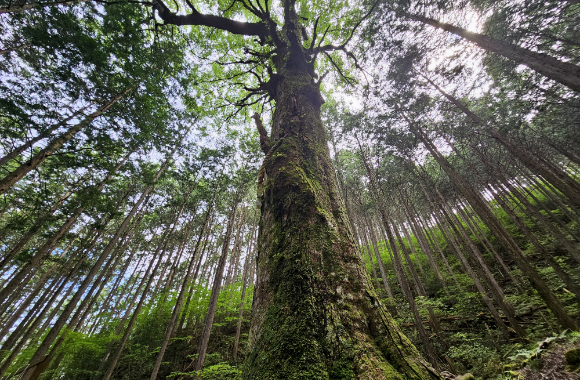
243;37;439;379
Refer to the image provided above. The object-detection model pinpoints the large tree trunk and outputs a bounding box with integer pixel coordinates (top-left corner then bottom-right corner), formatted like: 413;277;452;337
243;41;440;376
409;15;580;92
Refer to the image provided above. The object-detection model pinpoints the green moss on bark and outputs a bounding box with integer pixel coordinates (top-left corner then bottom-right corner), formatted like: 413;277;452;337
243;62;440;379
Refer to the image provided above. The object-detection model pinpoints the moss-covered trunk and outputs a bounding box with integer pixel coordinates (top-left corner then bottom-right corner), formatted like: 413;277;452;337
242;53;440;377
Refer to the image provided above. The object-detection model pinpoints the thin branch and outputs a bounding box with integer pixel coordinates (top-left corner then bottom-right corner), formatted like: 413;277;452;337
308;16;321;51
314;0;379;53
238;0;263;18
324;52;356;85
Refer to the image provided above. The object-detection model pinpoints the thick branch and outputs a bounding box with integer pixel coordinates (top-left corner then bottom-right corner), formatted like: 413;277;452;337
252;112;270;154
153;0;268;36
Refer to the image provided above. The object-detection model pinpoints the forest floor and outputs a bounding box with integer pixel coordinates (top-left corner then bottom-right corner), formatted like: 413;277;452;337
517;341;580;380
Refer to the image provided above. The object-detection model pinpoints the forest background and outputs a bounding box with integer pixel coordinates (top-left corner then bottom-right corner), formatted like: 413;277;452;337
1;0;580;379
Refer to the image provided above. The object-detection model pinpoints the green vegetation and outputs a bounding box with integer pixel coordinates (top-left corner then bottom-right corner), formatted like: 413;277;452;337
1;0;580;379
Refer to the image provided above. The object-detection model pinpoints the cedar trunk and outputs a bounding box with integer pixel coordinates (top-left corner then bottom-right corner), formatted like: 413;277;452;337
243;56;439;377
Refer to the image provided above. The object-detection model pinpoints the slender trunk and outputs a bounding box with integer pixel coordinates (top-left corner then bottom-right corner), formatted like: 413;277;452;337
0;43;31;55
225;209;247;288
514;175;580;241
193;199;240;371
456;200;517;282
0;0;88;13
416;214;460;288
38;216;113;332
409;14;580;92
423;73;580;207
178;212;215;334
364;216;393;298
0;253;86;378
360;218;380;288
356;138;440;367
91;245;142;332
19;151;172;380
330;134;361;246
416;175;516;338
392;211;448;350
232;213;257;361
22;212;145;380
0;105;92;167
74;232;138;331
0;175;82;269
98;225;173;372
399;220;426;277
501;181;580;264
489;185;580;302
0;89;131;195
149;198;214;380
407;118;578;330
0;154;130;301
436;190;526;338
405;207;448;292
0;258;69;340
0;273;61;344
101;247;166;380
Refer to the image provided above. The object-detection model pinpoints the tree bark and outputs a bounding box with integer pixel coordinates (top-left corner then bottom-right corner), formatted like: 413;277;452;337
243;24;440;373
